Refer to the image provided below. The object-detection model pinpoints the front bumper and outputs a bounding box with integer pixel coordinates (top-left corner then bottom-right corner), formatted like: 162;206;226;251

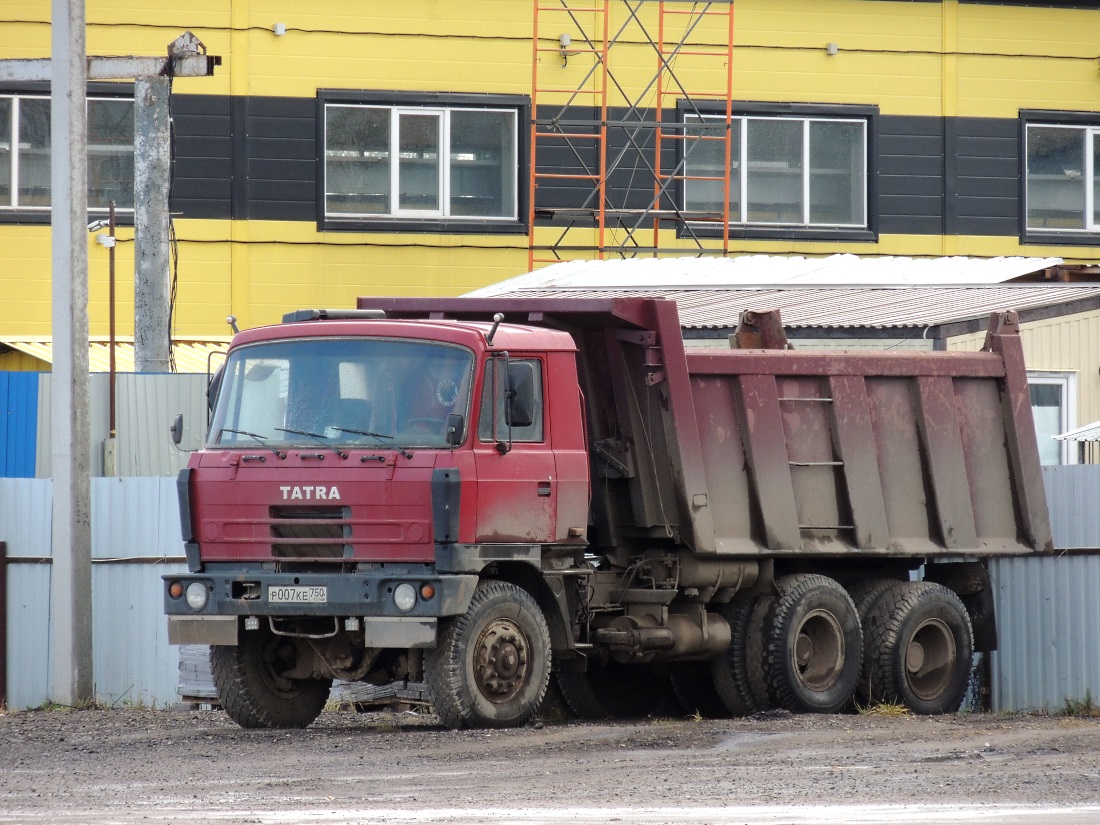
163;567;478;621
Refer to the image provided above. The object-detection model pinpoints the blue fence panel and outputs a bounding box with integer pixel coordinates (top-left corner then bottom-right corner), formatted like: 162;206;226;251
0;372;38;478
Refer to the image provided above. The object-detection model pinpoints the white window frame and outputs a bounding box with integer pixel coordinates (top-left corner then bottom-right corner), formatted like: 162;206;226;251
1028;370;1078;466
1024;123;1100;234
683;113;868;228
322;102;519;222
0;93;134;212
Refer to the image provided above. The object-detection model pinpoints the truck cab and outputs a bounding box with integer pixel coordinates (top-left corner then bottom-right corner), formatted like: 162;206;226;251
166;310;588;728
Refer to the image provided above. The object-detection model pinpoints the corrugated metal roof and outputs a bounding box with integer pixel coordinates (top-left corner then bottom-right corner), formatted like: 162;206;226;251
469;284;1100;330
0;338;229;373
467;255;1100;330
470;254;1064;295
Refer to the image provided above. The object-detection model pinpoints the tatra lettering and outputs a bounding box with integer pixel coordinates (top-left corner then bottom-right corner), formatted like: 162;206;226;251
280;485;341;501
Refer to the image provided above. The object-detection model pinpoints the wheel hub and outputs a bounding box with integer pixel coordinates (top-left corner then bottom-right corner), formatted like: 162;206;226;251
906;618;956;701
473;618;530;704
793;609;844;692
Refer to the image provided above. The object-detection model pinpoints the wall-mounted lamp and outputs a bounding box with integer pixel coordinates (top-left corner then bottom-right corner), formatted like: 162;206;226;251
559;33;572;67
825;42;839;56
273;22;287;36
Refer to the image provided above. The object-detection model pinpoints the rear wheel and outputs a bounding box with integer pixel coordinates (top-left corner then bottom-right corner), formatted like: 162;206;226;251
210;625;332;729
763;574;862;713
425;580;551;729
847;577;904;704
863;581;973;715
711;594;769;716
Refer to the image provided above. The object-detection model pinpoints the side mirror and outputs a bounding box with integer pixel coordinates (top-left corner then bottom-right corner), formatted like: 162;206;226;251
170;413;184;446
506;362;535;428
445;413;465;447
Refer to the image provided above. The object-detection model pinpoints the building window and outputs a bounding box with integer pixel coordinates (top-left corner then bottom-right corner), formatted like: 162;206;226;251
683;114;867;228
322;100;520;227
1029;371;1077;466
1025;123;1100;234
0;94;134;212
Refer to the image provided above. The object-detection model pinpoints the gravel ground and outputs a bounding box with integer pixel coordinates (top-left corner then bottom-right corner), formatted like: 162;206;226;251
2;705;1100;824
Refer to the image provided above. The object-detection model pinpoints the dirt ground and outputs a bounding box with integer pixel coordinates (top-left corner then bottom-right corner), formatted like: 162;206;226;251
2;703;1100;824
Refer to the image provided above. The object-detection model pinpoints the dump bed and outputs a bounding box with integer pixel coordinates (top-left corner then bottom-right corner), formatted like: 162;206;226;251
360;295;1053;560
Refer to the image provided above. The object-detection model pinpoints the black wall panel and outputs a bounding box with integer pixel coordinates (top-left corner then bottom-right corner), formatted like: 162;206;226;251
877;115;944;236
953;118;1019;235
168;93;1032;241
170;94;233;220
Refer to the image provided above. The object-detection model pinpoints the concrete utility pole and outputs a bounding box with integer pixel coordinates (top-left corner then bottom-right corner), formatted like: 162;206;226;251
133;74;171;372
0;31;218;706
48;0;92;707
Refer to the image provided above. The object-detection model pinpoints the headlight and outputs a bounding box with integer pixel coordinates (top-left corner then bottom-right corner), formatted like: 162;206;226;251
185;581;209;611
393;582;417;612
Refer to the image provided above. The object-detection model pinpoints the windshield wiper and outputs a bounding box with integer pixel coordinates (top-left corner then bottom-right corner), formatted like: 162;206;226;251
275;427;348;460
219;428;286;459
332;426;413;460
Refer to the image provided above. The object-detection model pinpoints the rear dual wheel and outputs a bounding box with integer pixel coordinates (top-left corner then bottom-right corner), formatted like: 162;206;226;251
762;575;863;714
861;581;973;715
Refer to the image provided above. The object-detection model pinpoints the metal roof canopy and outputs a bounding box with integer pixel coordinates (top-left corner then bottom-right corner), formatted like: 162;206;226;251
1056;421;1100;442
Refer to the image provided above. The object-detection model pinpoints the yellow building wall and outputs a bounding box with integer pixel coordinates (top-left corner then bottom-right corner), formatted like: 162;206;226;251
3;1;1100;337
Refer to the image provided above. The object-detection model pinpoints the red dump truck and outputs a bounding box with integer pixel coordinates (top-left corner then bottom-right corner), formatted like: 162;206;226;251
165;297;1052;729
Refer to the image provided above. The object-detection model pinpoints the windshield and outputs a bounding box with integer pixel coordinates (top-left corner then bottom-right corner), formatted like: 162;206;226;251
208;337;475;449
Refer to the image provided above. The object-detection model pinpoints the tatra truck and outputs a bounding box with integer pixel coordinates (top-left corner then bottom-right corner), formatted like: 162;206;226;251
165;297;1052;729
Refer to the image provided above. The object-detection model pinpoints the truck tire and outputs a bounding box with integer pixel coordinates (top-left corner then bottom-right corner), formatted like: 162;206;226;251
425;580;551;729
863;581;973;715
763;574;862;713
847;577;905;704
556;663;671;719
711;594;768;716
209;626;332;729
670;663;730;718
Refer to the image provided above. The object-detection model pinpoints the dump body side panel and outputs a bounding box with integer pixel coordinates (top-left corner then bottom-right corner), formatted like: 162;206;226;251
358;297;1053;560
687;339;1051;557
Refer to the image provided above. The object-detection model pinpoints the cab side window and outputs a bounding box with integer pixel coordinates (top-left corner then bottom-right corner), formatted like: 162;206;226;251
478;358;544;443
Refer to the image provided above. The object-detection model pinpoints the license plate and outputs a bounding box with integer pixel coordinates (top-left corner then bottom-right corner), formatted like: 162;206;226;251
268;585;328;604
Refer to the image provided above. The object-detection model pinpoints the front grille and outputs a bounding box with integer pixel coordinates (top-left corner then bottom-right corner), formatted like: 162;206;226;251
269;505;351;558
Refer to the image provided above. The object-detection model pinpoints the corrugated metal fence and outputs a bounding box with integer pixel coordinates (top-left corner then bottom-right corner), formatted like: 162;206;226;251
0;371;208;480
988;465;1100;713
1;477;185;709
3;468;1100;711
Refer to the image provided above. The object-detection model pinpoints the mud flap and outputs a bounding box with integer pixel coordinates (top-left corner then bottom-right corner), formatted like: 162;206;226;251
924;561;997;652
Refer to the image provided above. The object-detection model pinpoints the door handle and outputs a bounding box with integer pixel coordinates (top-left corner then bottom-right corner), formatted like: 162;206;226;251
537;480;552;497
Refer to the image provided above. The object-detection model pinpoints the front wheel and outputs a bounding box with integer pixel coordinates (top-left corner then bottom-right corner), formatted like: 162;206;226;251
210;625;332;729
425;580;551;729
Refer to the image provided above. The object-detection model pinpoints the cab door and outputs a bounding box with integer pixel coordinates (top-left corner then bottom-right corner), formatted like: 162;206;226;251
472;356;557;543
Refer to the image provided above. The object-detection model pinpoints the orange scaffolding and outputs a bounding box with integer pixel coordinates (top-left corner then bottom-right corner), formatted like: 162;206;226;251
529;0;735;269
